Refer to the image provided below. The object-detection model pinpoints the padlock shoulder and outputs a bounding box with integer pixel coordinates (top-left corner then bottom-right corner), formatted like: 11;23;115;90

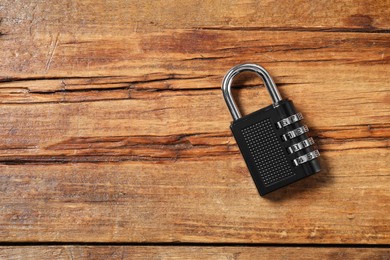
230;99;293;129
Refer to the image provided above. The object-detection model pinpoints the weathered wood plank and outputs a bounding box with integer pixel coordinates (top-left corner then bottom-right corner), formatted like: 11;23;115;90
1;28;389;79
0;148;388;243
1;0;390;35
0;84;387;162
0;246;389;260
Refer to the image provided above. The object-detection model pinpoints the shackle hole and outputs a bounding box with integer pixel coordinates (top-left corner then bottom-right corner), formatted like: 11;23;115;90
230;71;279;117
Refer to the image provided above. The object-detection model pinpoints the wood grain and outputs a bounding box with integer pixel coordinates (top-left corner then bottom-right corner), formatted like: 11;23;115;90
0;149;388;243
0;0;389;249
1;0;390;37
1;246;389;260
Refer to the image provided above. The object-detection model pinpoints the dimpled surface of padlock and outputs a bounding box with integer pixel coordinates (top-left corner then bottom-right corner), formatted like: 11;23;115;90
222;64;321;196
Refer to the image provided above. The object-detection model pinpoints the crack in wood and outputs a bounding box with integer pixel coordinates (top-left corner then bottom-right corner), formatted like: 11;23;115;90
182;55;235;62
45;33;60;73
0;75;304;104
0;125;387;165
0;75;120;84
0;153;235;165
196;26;390;34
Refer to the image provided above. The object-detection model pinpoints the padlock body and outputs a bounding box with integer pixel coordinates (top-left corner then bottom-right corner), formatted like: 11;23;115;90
231;99;320;196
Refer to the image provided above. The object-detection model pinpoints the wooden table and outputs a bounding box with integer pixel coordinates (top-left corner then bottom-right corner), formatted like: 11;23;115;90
0;0;389;258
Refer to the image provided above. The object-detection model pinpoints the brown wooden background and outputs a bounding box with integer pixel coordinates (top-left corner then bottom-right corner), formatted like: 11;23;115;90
0;0;389;259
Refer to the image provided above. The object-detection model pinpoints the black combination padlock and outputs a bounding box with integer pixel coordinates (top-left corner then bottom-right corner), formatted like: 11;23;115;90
222;64;321;196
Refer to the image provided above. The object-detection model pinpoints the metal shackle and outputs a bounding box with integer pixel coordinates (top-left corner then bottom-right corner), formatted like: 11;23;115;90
222;64;282;120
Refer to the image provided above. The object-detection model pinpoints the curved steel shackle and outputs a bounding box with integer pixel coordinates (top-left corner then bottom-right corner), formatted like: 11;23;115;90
222;64;282;121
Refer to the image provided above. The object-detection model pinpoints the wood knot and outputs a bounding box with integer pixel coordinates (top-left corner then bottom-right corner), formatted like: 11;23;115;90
345;14;374;29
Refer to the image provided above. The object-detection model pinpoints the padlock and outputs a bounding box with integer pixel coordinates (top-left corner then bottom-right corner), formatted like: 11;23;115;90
222;64;321;196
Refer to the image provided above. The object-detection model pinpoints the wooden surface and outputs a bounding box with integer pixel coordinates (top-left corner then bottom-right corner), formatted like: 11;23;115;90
0;0;389;258
0;246;389;260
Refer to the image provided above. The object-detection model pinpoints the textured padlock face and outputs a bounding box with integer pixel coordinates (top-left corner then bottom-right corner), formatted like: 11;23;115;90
241;118;294;187
230;99;320;196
